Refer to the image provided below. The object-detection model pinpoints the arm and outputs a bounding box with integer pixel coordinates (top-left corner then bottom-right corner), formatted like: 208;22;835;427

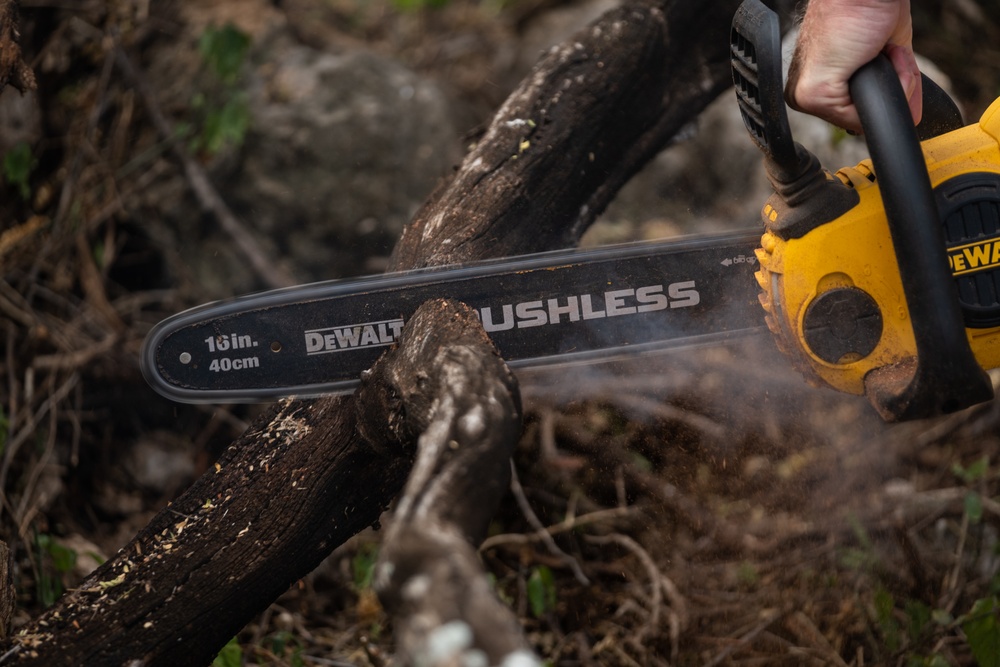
786;0;921;133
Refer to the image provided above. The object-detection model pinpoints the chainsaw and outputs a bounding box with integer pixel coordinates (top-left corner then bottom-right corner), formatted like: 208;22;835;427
141;0;1000;422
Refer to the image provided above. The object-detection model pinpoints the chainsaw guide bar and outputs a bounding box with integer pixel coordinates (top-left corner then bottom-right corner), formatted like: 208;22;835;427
141;230;765;403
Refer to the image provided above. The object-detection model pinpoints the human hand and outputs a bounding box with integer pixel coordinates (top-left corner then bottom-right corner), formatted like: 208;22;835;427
785;0;921;133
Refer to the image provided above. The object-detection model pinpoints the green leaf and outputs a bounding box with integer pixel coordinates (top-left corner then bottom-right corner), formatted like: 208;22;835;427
352;543;378;591
736;562;759;588
37;570;60;608
527;565;556;618
3;142;36;200
962;596;1000;667
848;514;874;551
905;599;932;643
189;24;252;156
198;24;251;84
212;636;243;667
192;94;249;156
874;587;901;651
953;456;990;484
965;491;984;524
270;630;289;655
931;608;953;626
37;533;76;574
47;542;77;574
909;654;950;667
390;0;450;11
829;126;851;148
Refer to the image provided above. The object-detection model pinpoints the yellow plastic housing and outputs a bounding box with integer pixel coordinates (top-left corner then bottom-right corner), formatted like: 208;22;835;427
756;96;1000;396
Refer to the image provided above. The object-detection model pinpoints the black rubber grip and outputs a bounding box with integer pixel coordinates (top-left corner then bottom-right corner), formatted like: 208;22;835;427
851;56;993;420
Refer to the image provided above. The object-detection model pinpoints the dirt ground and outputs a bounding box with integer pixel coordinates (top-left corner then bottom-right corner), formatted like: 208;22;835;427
2;0;1000;665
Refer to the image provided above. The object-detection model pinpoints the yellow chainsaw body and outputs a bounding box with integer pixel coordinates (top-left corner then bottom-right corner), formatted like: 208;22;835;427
756;97;1000;396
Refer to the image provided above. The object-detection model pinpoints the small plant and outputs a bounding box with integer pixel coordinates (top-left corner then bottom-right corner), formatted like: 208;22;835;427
736;561;759;589
839;514;880;572
829;125;852;149
961;595;1000;667
848;454;1000;666
872;586;902;653
199;24;251;84
190;24;251;157
953;455;990;524
527;565;557;618
212;636;242;667
390;0;450;11
3;141;36;200
34;533;77;607
351;542;384;636
266;630;305;667
351;542;379;591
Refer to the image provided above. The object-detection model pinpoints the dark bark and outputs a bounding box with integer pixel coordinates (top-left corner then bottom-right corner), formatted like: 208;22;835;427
5;395;410;666
0;0;36;96
0;542;13;640
390;0;745;270
0;0;744;664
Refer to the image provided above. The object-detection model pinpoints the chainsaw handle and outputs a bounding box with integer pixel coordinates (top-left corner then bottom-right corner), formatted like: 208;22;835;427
850;55;993;420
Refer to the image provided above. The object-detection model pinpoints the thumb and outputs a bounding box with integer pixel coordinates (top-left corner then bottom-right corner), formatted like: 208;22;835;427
885;43;923;126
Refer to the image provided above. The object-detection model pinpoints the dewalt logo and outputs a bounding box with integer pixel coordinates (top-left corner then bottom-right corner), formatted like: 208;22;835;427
947;239;1000;277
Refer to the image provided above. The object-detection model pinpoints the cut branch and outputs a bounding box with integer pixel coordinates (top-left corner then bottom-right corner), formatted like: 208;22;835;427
360;299;530;665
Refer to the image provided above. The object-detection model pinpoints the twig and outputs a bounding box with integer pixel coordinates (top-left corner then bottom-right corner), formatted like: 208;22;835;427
599;392;727;440
876;485;1000;526
0;644;21;664
702;608;787;667
479;505;640;551
0;372;79;497
3;320;17;446
509;462;590;585
0;216;48;263
943;509;970;614
31;332;119;371
298;657;356;667
15;406;59;536
112;42;296;289
538;408;558;460
784;611;850;667
598;641;642;667
74;232;125;332
567;426;774;554
53;39;114;227
585;532;688;660
0;280;35;328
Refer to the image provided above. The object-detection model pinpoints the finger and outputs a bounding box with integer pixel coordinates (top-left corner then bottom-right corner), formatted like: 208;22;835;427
885;43;923;126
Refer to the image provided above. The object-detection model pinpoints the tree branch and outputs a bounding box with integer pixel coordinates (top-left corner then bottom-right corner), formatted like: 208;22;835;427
359;299;530;665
